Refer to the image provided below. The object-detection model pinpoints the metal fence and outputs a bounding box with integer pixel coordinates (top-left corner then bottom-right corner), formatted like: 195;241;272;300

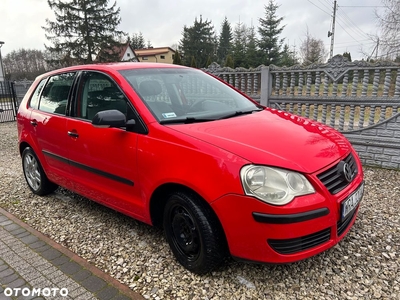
0;81;18;123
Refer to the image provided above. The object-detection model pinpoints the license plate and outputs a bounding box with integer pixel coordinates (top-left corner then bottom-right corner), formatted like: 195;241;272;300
341;183;364;220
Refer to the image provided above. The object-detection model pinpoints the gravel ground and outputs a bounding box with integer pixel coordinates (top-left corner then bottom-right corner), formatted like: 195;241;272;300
0;121;399;300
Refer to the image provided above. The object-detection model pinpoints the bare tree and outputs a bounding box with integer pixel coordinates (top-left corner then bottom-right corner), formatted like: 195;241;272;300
299;28;328;65
376;0;400;59
3;49;47;80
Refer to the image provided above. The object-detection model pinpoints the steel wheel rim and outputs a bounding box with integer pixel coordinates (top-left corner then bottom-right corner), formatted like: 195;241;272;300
23;153;41;191
170;205;201;260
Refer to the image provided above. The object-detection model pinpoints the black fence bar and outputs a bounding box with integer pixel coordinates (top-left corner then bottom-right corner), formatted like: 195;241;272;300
0;81;18;122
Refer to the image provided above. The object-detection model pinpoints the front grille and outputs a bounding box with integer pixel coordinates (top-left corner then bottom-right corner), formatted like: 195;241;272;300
337;205;358;236
317;153;357;194
268;228;331;255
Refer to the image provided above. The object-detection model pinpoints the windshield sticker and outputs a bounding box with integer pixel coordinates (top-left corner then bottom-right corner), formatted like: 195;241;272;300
162;112;177;118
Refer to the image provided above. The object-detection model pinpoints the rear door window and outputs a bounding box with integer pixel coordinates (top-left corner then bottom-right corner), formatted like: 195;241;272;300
39;72;76;114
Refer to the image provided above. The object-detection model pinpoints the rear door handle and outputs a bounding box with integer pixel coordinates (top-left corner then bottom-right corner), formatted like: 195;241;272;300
68;131;79;138
30;120;37;126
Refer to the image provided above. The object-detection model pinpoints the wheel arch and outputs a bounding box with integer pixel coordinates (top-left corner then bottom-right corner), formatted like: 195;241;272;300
149;183;228;248
19;141;31;156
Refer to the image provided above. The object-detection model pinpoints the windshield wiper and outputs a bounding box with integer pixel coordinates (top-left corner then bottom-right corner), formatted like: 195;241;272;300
159;116;216;125
218;108;263;120
159;108;263;124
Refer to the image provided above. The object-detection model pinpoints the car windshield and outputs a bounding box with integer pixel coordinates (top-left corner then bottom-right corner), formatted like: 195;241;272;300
119;68;262;124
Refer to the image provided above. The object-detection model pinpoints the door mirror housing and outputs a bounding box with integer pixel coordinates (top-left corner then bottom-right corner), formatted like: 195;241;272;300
92;110;135;129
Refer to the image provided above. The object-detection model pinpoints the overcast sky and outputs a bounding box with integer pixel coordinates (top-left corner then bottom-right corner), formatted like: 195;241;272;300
0;0;385;61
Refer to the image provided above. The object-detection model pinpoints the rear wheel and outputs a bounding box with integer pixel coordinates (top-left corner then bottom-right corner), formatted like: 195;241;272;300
22;147;58;195
163;191;227;274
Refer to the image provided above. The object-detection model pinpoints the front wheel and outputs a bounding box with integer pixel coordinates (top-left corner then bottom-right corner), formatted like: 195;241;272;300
163;191;227;274
22;147;58;195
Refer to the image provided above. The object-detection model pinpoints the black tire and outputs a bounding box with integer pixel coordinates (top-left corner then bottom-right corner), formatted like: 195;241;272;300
163;191;227;274
21;147;58;196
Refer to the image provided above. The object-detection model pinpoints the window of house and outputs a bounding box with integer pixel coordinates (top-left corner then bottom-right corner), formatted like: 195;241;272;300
127;53;131;57
142;57;148;60
160;55;165;59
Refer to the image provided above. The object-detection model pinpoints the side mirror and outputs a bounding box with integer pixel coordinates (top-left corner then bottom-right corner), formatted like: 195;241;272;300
92;109;135;129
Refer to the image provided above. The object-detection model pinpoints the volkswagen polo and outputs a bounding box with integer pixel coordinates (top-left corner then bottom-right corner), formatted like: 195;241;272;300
17;62;364;274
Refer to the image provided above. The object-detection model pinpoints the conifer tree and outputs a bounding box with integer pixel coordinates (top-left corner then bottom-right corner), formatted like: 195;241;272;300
180;16;216;67
225;54;234;68
130;32;147;50
343;51;352;62
232;21;247;68
245;25;259;68
258;0;285;65
280;44;298;66
190;56;197;68
43;0;125;65
217;17;233;65
173;50;182;65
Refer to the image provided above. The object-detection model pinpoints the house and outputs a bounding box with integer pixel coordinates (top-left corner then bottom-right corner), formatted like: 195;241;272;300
96;42;139;62
134;47;176;64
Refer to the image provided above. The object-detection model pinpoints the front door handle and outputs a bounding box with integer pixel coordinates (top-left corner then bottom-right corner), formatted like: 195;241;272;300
30;120;37;126
68;131;79;138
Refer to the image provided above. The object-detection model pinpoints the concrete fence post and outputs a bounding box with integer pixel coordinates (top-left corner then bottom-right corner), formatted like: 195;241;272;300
260;66;271;106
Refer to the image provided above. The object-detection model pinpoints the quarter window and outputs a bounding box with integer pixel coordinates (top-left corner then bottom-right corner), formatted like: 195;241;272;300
29;79;47;109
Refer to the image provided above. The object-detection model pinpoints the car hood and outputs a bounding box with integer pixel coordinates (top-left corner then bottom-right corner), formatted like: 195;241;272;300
169;109;351;173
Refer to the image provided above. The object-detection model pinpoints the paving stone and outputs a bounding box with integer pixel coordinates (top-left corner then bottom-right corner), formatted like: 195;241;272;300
9;228;27;236
71;269;92;282
35;244;51;254
0;220;13;226
74;291;97;300
40;248;62;260
81;275;107;293
0;268;14;278
67;286;87;298
1;273;19;285
34;263;51;273
7;278;26;288
15;231;31;239
22;271;40;282
47;269;67;285
41;265;58;276
58;261;81;275
0;264;9;272
28;241;46;250
50;255;70;267
20;235;39;245
4;223;21;232
96;286;118;300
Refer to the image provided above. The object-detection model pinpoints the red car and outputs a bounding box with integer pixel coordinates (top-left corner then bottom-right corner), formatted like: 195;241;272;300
17;63;364;274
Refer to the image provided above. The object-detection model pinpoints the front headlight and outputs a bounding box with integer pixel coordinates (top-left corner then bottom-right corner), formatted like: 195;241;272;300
240;165;315;205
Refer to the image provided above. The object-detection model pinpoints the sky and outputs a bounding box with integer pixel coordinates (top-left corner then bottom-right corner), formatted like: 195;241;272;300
0;0;385;62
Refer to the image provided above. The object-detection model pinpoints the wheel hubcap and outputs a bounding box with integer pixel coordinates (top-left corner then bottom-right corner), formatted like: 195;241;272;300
23;153;41;191
170;206;200;259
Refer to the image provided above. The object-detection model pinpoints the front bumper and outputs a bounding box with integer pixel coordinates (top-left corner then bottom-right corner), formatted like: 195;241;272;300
210;177;364;264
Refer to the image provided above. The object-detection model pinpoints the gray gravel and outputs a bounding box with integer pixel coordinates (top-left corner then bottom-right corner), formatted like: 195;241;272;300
1;122;399;300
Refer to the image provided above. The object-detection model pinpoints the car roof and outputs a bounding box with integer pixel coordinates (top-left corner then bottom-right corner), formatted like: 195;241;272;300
37;62;190;79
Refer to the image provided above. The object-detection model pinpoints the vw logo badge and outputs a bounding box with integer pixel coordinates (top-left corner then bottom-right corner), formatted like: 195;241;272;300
342;163;353;182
